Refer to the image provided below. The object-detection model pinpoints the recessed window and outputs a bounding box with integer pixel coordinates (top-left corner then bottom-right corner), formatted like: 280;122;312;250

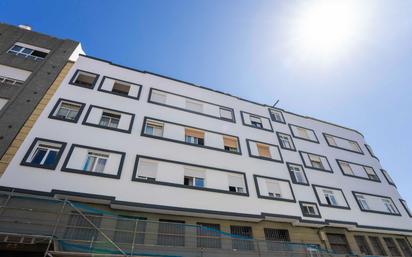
223;136;239;152
71;70;99;88
323;190;338;206
228;175;245;193
99;112;121;128
382;199;398;214
369;236;386;256
364;167;379;181
21;138;66;170
151;91;167;104
357;195;370;210
220;107;233;120
8;43;49;61
287;163;308;185
112;81;130;96
257;143;271;158
184;176;205;187
383;238;401;257
269;109;284;123
340;161;354;175
297;127;310;139
309;154;324;169
277;133;294;150
350;141;361;152
325;135;337;146
0;76;24;86
300;202;320;217
137;160;158;181
400;199;412;217
354;235;372;255
185;100;203;113
56;102;82;121
250;115;263;128
144;121;164;137
83;152;109;173
267;181;282;198
185;128;205;146
381;169;396;186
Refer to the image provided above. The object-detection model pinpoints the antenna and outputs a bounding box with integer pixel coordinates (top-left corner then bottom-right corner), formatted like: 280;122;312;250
272;99;279;107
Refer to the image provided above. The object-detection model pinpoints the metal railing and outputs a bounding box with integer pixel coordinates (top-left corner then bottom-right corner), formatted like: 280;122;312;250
0;191;339;257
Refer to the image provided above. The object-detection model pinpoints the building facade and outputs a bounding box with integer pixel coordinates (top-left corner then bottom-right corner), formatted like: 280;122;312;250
0;54;411;256
0;23;83;166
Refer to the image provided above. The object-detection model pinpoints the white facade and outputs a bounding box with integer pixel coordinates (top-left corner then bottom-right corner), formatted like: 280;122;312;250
1;55;410;235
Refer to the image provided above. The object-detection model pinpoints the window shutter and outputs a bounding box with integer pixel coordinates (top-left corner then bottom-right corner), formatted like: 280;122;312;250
139;160;158;178
267;181;281;195
257;144;271;158
185;128;205;138
228;175;244;187
223;136;238;148
184;167;205;178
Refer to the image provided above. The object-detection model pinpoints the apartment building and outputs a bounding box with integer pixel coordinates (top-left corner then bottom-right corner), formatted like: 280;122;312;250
0;23;83;165
0;53;411;257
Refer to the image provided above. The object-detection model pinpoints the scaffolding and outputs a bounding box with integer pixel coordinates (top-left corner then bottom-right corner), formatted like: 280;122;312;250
0;190;349;257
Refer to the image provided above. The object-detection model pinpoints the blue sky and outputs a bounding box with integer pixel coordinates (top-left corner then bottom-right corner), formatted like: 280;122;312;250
1;0;412;204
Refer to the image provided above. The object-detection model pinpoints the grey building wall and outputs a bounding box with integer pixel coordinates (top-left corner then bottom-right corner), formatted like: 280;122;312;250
0;23;80;158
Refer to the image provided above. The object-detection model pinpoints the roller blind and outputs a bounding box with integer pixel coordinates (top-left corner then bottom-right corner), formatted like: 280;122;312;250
138;160;158;178
257;144;271;158
228;175;244;187
223;136;238;148
267;181;281;195
185;128;205;138
184;167;205;178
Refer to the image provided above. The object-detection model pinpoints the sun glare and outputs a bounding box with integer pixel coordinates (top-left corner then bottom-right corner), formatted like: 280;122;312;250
287;0;370;65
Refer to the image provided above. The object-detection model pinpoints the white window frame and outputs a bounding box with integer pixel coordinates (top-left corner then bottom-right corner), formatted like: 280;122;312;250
219;107;233;120
83;152;109;173
144;121;164;137
302;203;319;216
289;165;307;184
0;75;24;86
99;112;121;128
250;115;263;128
7;43;49;61
56;102;81;120
357;195;370;210
30;145;59;165
323;190;338;206
279;134;292;149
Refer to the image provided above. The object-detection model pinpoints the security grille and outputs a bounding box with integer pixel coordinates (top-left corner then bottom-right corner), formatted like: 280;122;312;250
157;219;185;246
230;225;254;251
354;235;372;255
327;233;351;254
368;236;386;256
197;223;221;249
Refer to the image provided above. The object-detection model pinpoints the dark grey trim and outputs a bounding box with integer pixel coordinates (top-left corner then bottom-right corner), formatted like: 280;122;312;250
82;104;135;134
2;185;412;233
147;88;236;123
276;132;296;152
299;151;333;173
68;69;100;89
97;76;142;100
268;108;286;124
352;191;401;216
400;199;412;218
20;137;67;170
286;162;309;186
140;117;242;155
61;144;125;179
48;98;86;123
80;55;366;138
299;201;322;218
240;111;274;132
322;133;364;155
381;169;396;187
131;155;249;197
365;144;379;161
288;124;319;143
336;159;381;183
253;175;296;203
245;139;283;163
312;184;351;210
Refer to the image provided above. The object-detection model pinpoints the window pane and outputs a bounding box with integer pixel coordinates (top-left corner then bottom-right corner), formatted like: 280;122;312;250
43;150;58;166
95;158;107;172
31;148;47;164
83;156;96;171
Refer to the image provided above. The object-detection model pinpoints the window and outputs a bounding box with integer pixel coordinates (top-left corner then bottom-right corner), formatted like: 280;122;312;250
83;152;109;173
400;199;412;217
325;135;337;146
364;167;379;181
8;43;49;60
223;136;239;152
357;195;370;210
257;143;271;158
220;107;233;120
230;226;254;250
144;121;164;137
384;237;402;256
300;202;320;217
71;70;98;88
277;133;294;150
382;169;396;186
157;220;185;246
0;76;24;86
151;91;167;104
228;175;245;194
185;100;203;113
114;216;146;244
323;190;338;206
99;112;121;128
354;235;372;255
309;154;324;169
396;238;412;257
297;127;310;139
269;109;284;123
185;128;205;145
250;115;263;128
382;199;398;214
56;102;82;121
340;161;354;175
197;223;221;248
184;176;205;187
22;138;66;170
369;236;386;256
111;81;130;96
350;141;361;152
267;181;282;198
327;233;351;254
365;144;377;158
0;98;8;111
137;160;158;181
264;228;290;251
64;212;102;240
288;163;308;185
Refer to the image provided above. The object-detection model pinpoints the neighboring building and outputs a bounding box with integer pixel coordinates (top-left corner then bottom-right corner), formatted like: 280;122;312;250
0;23;83;171
0;55;411;256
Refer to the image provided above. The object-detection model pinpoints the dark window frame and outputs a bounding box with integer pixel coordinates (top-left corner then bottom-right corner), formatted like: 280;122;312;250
82;105;135;134
352;191;401;216
48;98;86;123
400;199;412;218
276;132;296;151
299;151;334;173
288;123;319;143
253;175;296;203
97;76;142;100
246;139;284;163
312;184;351;210
267;108;286;124
287;162;309;186
69;69;100;89
21;138;67;170
322;133;364;154
299;201;321;218
336;159;381;182
240;111;274;132
381;169;397;187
